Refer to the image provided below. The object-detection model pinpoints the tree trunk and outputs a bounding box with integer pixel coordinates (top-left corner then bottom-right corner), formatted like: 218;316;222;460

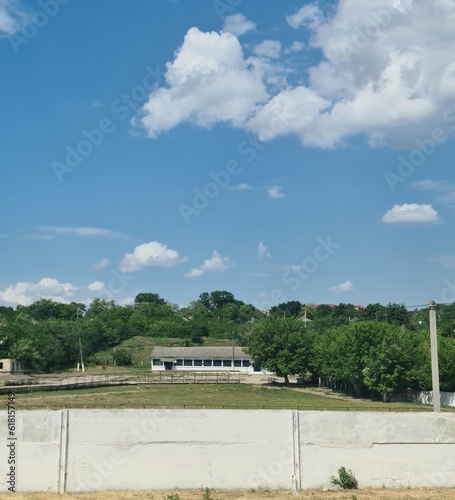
284;374;290;386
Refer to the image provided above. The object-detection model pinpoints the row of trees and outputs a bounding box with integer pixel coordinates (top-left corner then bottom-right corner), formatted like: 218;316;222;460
0;293;454;393
246;316;455;399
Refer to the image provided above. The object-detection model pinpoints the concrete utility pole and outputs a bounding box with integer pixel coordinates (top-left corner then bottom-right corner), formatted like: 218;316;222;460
429;300;440;412
76;308;85;373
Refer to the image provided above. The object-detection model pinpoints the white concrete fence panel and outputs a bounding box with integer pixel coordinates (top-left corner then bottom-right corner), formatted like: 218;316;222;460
1;410;455;492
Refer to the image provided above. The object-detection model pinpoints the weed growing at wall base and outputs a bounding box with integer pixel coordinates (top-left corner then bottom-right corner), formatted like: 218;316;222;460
331;466;358;490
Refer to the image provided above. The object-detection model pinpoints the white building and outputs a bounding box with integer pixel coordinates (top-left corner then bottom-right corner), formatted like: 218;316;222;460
0;358;26;373
151;346;261;373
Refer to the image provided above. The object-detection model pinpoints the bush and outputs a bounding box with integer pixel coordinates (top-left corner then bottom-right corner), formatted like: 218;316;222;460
331;466;358;489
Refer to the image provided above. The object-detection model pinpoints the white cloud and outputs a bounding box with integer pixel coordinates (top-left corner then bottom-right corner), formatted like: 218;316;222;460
184;250;234;278
88;281;105;292
119;241;187;273
286;4;323;30
137;27;268;138
329;280;356;293
253;40;282;59
268;185;285;199
0;0;26;35
381;203;440;224
35;226;128;239
93;258;110;270
246;86;330;142
257;241;271;261
222;13;256;36
137;2;455;149
229;182;254;190
285;41;306;54
0;277;76;306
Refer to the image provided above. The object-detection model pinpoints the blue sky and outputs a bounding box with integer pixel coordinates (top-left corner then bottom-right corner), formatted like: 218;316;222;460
1;0;455;309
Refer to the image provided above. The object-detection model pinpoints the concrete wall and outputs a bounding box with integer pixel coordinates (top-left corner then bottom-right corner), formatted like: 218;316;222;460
415;391;455;407
1;410;455;493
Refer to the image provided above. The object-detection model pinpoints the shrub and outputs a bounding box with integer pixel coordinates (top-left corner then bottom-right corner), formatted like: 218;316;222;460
330;466;358;489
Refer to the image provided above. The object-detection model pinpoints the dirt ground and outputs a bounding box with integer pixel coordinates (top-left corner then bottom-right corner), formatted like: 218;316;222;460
0;488;454;500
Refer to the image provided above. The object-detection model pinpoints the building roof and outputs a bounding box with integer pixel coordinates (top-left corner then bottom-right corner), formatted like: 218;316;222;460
151;346;251;359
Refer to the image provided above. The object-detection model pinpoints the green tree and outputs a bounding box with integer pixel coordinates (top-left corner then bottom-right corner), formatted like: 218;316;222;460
134;292;166;306
246;316;311;385
270;301;302;318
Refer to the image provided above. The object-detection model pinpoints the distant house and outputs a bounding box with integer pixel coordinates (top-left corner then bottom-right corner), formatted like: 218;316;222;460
150;346;261;373
0;359;25;374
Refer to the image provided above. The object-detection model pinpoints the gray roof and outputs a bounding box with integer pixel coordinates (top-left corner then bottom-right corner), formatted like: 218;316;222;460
151;346;251;360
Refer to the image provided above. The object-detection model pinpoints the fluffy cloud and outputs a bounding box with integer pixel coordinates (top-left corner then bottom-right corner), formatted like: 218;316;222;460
222;13;256;36
119;242;187;273
184;251;234;278
93;258;110;270
286;4;323;29
381;203;440;224
329;280;355;293
137;27;268;138
257;241;271;261
267;185;285;199
88;281;105;292
138;1;455;149
253;40;282;59
0;277;134;306
0;278;76;305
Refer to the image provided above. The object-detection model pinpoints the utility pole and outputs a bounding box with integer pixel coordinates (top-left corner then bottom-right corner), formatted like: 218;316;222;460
231;330;235;373
76;308;85;373
429;300;440;412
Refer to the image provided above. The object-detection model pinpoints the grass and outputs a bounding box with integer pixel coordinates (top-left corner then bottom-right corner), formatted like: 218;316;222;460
9;383;453;411
0;488;454;500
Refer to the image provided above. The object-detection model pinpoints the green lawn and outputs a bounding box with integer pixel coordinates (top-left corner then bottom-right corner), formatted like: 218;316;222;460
10;383;451;411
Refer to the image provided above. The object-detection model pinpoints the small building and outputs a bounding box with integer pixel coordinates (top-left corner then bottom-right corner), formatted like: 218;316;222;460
0;359;26;374
151;346;261;373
